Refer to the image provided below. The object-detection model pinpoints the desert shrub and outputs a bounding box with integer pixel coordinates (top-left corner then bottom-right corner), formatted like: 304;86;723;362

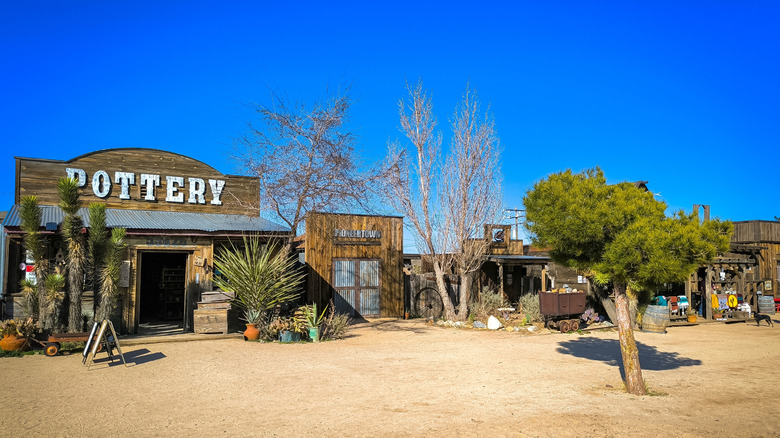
516;293;542;323
320;301;352;340
471;288;509;320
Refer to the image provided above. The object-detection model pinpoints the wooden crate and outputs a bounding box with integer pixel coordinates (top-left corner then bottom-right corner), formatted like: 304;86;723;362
193;309;239;334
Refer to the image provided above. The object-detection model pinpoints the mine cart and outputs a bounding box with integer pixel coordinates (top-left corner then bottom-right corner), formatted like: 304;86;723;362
539;291;587;332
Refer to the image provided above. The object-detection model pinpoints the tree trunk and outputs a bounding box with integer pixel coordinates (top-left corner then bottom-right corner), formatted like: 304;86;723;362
36;271;49;332
614;283;646;395
433;261;457;320
456;273;470;321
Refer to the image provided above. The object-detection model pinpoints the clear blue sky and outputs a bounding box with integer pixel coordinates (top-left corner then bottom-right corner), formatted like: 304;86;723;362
2;1;778;242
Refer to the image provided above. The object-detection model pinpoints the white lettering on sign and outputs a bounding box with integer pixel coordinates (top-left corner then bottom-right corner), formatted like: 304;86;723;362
66;168;87;187
209;179;225;205
188;177;206;204
65;168;226;206
92;170;111;198
166;176;185;203
140;173;160;201
114;172;135;200
334;228;382;239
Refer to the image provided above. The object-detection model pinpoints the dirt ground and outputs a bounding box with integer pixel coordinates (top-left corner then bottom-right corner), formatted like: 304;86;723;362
4;317;780;437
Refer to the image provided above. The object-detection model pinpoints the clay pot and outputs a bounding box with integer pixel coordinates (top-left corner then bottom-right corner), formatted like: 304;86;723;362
687;314;697;323
0;335;28;352
243;323;261;341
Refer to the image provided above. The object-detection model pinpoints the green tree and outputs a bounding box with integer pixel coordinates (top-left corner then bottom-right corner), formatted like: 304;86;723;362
58;177;87;332
95;228;126;322
19;196;49;329
213;235;304;323
87;203;108;319
524;168;731;395
43;273;66;331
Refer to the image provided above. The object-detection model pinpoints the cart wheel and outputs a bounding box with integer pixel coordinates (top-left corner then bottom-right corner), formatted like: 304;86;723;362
559;320;571;333
570;320;580;331
545;320;556;330
44;342;61;357
414;288;443;319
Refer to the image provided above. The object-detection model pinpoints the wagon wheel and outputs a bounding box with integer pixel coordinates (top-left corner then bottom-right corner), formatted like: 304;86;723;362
414;288;444;319
44;342;60;357
545;320;556;330
559;320;571;333
569;320;580;331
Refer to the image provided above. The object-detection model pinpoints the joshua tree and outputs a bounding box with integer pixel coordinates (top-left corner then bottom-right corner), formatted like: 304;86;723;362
19;196;49;329
87;203;108;319
58;177;87;332
44;273;66;331
18;279;37;319
95;228;126;322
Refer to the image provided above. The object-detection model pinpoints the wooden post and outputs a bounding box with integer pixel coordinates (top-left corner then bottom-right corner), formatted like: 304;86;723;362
705;266;713;319
685;273;692;314
497;263;505;300
541;265;548;292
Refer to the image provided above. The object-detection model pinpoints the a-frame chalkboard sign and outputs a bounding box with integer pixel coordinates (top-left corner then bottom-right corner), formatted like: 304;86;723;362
84;320;128;369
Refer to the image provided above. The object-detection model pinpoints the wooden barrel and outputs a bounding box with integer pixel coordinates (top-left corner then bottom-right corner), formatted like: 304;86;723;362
642;305;669;333
758;296;775;315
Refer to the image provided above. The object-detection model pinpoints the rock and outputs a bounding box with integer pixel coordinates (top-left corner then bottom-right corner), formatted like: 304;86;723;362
473;321;486;328
527;326;538;332
505;326;514;332
487;316;502;330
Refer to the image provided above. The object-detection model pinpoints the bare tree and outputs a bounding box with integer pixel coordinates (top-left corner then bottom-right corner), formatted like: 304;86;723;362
384;81;503;320
234;89;369;247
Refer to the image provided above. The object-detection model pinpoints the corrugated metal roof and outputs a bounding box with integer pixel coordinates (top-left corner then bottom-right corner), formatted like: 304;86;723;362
2;205;289;233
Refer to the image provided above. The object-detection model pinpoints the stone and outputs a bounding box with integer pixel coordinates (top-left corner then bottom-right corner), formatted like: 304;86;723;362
473;321;486;328
527;326;538;332
487;316;502;330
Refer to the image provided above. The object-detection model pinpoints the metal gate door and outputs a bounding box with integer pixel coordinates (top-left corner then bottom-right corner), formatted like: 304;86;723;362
333;259;380;316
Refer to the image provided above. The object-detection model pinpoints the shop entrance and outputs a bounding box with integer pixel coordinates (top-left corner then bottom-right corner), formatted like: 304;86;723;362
139;252;188;326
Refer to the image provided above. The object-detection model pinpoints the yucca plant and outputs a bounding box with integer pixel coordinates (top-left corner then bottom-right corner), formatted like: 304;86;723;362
87;203;108;319
19;195;48;329
96;228;126;323
58;177;87;332
19;279;38;319
213;235;304;324
44;273;66;331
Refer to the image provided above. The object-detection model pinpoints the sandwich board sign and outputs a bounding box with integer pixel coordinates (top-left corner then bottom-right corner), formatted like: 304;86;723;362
83;320;128;369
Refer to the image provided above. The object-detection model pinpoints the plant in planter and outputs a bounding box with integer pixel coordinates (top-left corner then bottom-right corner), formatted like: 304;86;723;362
242;308;264;341
212;235;305;341
300;304;327;342
0;318;39;351
686;307;698;323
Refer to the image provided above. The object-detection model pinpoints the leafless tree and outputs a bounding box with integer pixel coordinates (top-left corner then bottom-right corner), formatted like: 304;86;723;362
234;88;369;248
384;81;503;320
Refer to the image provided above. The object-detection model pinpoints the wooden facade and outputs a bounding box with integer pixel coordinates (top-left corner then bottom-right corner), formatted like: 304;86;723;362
3;148;288;334
731;221;780;296
16;148;259;215
304;212;404;318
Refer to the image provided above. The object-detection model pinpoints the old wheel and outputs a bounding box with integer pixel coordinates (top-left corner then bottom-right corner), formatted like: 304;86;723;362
570;320;580;331
545;320;556;330
559;320;571;333
44;342;61;357
414;288;444;318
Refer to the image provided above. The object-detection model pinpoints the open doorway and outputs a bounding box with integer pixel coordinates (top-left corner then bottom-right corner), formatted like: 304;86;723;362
139;252;188;329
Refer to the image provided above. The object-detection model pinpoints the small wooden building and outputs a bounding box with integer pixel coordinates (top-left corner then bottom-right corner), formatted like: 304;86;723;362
1;148;290;333
304;212;404;318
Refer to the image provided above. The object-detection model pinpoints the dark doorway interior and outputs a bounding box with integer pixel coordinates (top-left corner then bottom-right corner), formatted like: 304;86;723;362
140;252;188;325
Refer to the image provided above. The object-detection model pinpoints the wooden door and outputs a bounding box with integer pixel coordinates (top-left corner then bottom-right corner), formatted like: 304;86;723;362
333;259;381;316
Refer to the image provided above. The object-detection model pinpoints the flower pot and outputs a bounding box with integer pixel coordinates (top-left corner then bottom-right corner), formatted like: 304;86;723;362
687;314;697;323
308;327;319;342
0;335;28;352
243;323;261;341
279;330;301;343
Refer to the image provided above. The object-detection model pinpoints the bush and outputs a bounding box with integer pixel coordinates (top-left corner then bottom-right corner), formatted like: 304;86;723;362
516;293;542;323
471;288;509;320
320;301;352;340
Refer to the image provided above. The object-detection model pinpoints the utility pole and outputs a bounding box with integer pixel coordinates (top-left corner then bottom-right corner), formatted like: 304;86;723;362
505;208;524;240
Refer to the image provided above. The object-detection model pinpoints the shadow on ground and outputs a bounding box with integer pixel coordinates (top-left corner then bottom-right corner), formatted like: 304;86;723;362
351;318;433;335
95;348;166;367
556;337;701;378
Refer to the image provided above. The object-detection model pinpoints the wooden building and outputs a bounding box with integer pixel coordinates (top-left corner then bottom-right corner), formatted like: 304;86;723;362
1;148;290;333
304;212;404;318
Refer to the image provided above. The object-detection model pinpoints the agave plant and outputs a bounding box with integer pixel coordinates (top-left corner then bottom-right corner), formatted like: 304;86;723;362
213;235;304;324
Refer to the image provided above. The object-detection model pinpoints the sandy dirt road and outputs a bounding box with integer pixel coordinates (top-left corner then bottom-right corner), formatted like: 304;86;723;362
4;318;779;437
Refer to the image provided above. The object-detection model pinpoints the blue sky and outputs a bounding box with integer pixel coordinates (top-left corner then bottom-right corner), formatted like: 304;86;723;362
2;1;778;245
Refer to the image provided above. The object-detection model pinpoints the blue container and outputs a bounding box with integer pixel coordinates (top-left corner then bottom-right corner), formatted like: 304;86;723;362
279;331;301;342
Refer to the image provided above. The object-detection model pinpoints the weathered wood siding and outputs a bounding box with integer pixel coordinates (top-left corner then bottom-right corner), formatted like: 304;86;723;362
733;221;780;243
305;212;404;317
16;148;259;215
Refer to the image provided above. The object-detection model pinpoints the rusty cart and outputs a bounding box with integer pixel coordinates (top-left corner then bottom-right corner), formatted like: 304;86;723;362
539;291;587;332
29;331;106;357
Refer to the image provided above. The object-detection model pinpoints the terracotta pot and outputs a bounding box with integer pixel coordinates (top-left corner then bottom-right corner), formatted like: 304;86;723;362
243;323;261;341
0;335;28;352
687;314;697;323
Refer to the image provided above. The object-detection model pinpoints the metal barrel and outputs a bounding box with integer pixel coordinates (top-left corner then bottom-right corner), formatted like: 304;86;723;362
641;305;669;333
758;296;776;315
